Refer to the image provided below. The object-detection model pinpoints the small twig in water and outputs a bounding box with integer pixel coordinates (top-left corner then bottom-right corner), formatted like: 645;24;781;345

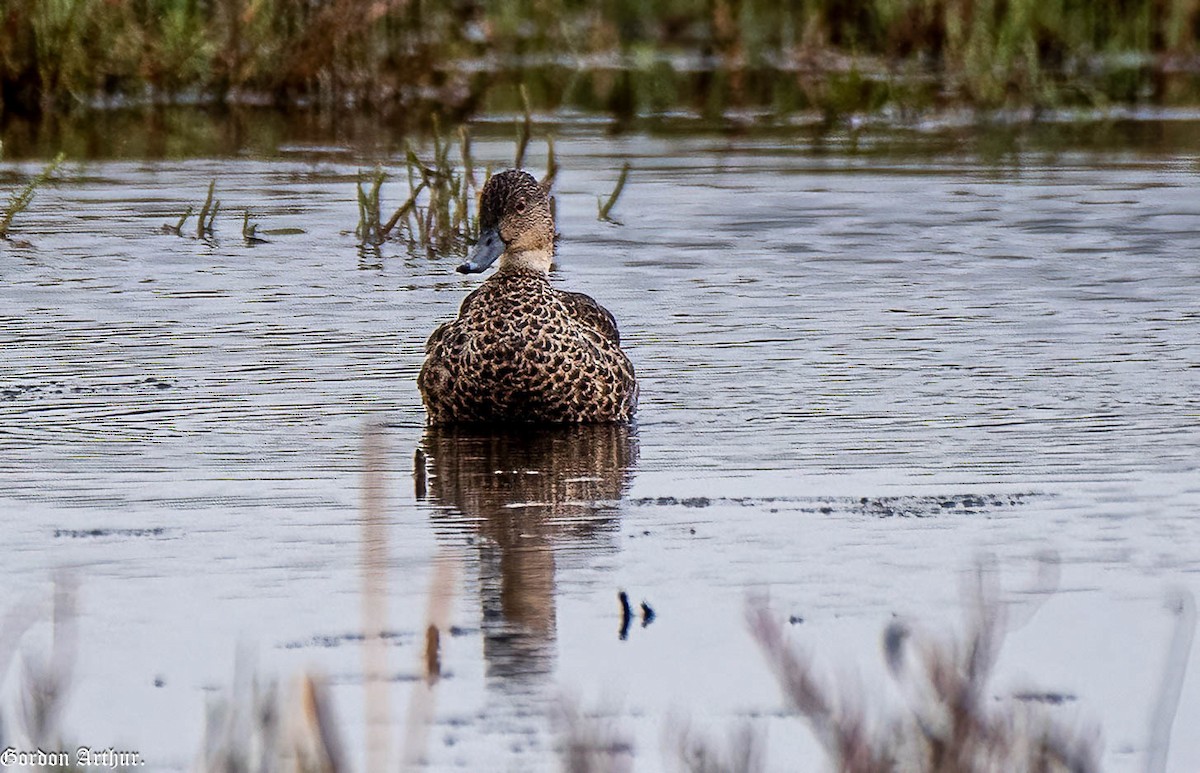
597;162;630;223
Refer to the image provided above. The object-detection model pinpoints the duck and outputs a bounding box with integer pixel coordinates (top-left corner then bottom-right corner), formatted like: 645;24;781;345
418;169;638;425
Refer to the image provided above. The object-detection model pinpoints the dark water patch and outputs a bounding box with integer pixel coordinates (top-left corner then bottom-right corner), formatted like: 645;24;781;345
1011;692;1079;705
279;630;413;650
53;526;168;539
627;493;1035;518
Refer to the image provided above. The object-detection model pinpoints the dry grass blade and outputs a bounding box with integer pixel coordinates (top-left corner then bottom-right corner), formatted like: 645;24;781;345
361;421;391;773
673;721;763;773
747;557;1104;773
197;660;345;773
400;552;459;771
1146;588;1196;773
556;702;634;773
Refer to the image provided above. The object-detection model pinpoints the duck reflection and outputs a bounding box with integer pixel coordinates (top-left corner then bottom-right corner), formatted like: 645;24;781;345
416;423;638;691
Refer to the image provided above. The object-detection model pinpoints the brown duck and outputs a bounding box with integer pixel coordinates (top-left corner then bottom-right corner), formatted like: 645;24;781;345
418;170;638;425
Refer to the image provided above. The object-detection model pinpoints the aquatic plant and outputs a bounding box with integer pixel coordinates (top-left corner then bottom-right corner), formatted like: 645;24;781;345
598;163;631;224
0;152;65;240
356;166;386;246
354;134;481;254
196;179;219;239
160;179;219;239
161;208;192;237
242;211;267;245
2;0;1200;120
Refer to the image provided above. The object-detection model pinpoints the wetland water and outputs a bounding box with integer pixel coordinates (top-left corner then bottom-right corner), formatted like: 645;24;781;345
2;120;1199;771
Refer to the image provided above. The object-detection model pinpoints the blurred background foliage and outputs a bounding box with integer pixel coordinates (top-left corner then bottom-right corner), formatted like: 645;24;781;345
1;0;1199;123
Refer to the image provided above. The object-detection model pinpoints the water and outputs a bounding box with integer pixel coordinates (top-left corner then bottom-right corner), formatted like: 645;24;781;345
2;121;1199;772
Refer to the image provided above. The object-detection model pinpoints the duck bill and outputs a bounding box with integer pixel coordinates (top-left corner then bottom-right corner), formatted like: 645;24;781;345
457;228;503;274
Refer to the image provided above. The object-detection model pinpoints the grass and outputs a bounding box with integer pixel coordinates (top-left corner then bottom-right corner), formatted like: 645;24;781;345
161;179;219;239
355;136;484;254
598;163;631;224
743;563;1103;773
356;107;566;255
560;560;1198;773
1;1;1199;122
0;151;65;240
2;553;1195;772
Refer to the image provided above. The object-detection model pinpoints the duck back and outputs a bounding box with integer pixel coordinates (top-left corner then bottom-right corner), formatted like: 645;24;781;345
419;271;637;424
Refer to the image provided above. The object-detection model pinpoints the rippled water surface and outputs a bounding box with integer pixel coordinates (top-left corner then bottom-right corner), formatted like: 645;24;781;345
2;123;1199;772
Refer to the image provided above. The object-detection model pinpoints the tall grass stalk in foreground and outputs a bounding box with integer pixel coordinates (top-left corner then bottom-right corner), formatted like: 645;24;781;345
561;559;1197;773
745;560;1101;773
0;152;65;240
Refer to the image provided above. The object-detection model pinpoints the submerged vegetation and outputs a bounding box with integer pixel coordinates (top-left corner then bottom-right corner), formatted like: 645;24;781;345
2;0;1200;124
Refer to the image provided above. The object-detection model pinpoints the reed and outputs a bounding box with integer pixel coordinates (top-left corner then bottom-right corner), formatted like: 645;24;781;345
356;166;386;246
597;162;630;223
242;210;267;245
2;0;1198;120
196;179;219;239
0;152;65;240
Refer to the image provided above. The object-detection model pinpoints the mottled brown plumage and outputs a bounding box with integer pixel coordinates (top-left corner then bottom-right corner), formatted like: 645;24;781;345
418;169;637;425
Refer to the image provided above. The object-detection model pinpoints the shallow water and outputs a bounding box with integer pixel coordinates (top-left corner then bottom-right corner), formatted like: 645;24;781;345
2;121;1199;772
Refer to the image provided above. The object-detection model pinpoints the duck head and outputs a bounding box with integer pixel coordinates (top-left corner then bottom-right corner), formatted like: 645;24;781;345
458;169;554;275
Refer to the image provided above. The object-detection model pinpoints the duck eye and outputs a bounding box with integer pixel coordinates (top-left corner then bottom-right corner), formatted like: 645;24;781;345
514;198;527;214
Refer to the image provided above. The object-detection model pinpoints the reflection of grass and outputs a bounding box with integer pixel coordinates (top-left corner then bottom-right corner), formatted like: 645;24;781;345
2;1;1199;120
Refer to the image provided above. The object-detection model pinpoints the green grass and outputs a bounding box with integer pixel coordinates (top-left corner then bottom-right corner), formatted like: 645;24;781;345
0;151;65;239
1;0;1198;121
